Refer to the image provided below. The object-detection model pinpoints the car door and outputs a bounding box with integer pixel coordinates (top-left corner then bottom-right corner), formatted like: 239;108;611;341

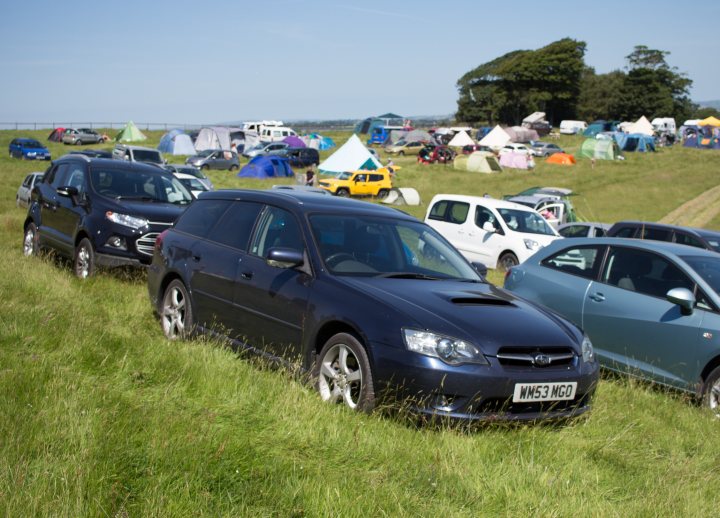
582;245;703;389
54;162;89;251
352;173;372;196
466;205;505;266
232;205;312;361
36;163;71;251
537;202;565;228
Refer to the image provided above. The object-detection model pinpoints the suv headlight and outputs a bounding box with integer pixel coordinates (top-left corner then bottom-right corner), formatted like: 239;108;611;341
403;329;489;366
582;335;595;363
524;238;540;251
106;211;148;229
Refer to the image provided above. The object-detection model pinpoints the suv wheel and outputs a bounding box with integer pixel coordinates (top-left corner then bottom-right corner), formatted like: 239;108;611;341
161;279;194;340
74;238;96;278
336;188;349;197
377;189;389;199
23;223;39;257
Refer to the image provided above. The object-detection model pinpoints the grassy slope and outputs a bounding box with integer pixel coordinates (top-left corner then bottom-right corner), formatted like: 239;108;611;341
1;130;720;516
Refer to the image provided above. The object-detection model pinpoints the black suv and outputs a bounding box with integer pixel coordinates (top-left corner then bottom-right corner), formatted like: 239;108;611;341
607;220;720;253
23;155;193;278
284;147;320;167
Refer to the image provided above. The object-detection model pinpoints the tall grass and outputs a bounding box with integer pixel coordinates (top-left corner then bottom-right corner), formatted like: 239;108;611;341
1;130;720;515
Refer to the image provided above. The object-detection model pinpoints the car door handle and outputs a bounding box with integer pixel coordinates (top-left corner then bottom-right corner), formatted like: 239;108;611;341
191;254;201;262
588;292;605;302
240;271;253;280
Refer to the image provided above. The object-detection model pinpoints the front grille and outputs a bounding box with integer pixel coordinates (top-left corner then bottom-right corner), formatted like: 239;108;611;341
136;232;160;256
496;346;575;367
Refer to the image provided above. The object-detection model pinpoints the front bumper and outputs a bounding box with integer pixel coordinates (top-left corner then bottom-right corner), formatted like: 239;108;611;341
370;341;599;422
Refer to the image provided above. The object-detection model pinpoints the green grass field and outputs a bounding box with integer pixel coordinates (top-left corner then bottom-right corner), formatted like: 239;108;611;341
2;129;720;516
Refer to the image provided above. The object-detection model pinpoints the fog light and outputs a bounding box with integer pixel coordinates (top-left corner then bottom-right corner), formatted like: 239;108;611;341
106;236;127;250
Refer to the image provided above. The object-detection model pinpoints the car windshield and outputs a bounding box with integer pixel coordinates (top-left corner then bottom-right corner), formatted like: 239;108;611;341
697;235;720;253
681;255;720;294
178;166;205;179
497;208;556;235
335;172;352;180
25;140;43;148
179;177;207;191
133;150;163;164
309;214;481;280
90;168;193;204
395;140;407;146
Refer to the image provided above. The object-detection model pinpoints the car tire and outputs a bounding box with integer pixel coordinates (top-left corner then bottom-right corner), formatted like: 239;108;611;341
498;252;519;272
161;279;194;340
336;188;349;197
377;189;389;199
314;333;375;412
76;139;83;146
74;238;96;279
701;365;720;415
23;222;39;257
229;164;239;171
399;151;405;156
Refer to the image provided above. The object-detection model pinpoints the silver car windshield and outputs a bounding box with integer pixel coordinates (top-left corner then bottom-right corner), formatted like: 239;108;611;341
681;255;720;294
309;214;481;280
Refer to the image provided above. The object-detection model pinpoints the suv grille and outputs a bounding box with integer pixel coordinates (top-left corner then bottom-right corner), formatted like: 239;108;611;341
136;232;160;256
496;346;575;367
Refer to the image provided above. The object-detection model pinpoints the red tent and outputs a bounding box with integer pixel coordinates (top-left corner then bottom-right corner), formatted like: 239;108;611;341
48;128;65;142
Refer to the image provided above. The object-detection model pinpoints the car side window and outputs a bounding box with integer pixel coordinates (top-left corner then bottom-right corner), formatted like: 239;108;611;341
613;227;636;238
447;202;469;224
174;199;232;238
251;206;303;257
641;227;672;242
50;164;70;189
674;232;705;249
474;206;497;230
559;225;587;238
602;247;694;298
208;201;263;251
428;200;448;221
541;245;604;280
66;165;87;194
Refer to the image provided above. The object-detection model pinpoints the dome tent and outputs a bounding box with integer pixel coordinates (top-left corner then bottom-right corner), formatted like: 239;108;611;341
579;138;620;160
158;129;196;155
238;156;294;179
546;153;576;165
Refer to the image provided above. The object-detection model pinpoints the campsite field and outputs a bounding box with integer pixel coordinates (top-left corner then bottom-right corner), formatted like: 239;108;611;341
1;129;720;516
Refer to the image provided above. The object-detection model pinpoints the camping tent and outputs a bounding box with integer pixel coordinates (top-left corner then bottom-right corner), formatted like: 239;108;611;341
158;129;196;155
583;120;618;137
403;129;433;143
504;126;539;143
237;156;294;179
283;135;305;148
614;133;656;152
699;116;720;127
546;153;576;165
302;133;335;150
195;126;238;151
625;116;654;136
114;121;147;142
499;152;533;170
447;130;475;148
579;138;619;160
318;134;382;174
478;125;511;149
47;128;65;142
466;151;502;173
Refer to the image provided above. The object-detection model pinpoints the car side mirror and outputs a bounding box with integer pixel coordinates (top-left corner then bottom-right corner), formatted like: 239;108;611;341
472;261;488;278
57;185;78;198
266;247;304;269
482;222;496;233
666;287;695;315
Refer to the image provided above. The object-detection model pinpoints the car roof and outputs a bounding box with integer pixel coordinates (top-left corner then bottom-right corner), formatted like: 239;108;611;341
609;220;720;238
54;155;169;173
201;189;416;218
557;222;610;229
544;236;720;259
430;194;538;211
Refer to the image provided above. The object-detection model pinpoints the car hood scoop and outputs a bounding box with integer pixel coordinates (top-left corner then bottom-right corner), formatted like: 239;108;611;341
446;293;515;306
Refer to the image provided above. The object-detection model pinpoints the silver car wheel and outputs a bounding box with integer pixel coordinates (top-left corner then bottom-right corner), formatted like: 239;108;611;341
76;245;91;278
708;380;720;413
318;343;363;409
23;224;37;256
162;283;189;340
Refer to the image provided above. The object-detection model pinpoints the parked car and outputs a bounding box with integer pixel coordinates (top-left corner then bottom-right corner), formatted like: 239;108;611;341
504;238;720;411
62;128;105;145
242;142;289;159
505;188;578;229
69;149;113;159
559;120;588;135
461;144;493;155
16;172;44;208
112;144;165;166
8;138;51;160
606;221;720;253
259;125;297;143
425;194;560;271
384;140;425;156
163;163;214;191
418;145;456;164
185;150;240;171
498;143;531;156
284;147;320;167
558;222;610;238
529;142;564;157
23;155;192;278
318;169;393;198
173;171;211;198
270;184;331;195
147;190;599;421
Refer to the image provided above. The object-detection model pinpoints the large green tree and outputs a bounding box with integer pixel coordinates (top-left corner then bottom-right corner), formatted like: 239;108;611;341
576;67;625;121
456;39;586;125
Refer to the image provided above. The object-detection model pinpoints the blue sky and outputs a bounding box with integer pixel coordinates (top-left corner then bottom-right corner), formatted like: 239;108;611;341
1;0;717;124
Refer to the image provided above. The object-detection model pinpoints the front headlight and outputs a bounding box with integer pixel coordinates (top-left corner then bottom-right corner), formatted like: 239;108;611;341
403;329;489;366
582;335;595;363
524;238;540;250
27;152;37;156
106;211;148;229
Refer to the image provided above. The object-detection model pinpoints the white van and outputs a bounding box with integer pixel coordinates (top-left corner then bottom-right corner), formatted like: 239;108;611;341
259;126;297;143
559;120;588;135
651;117;676;134
425;194;560;270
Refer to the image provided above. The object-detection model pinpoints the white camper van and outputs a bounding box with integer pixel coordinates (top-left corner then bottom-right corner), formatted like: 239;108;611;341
651;118;676;135
559;120;588;135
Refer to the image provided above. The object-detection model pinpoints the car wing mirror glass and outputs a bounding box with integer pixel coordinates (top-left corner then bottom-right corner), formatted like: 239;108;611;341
666;287;695;315
266;247;304;269
482;222;496;233
57;185;79;198
471;261;488;278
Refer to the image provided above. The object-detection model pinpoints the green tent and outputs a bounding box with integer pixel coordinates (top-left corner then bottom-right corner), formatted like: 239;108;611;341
114;121;147;142
579;138;619;160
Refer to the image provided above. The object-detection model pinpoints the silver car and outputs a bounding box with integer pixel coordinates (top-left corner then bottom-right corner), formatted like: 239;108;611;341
16;172;44;208
62;128;104;145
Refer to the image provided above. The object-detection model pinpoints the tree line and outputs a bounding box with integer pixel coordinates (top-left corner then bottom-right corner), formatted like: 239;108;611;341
455;39;716;126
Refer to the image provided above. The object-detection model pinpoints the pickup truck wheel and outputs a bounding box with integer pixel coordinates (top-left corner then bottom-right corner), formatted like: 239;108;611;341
498;252;518;272
23;223;39;257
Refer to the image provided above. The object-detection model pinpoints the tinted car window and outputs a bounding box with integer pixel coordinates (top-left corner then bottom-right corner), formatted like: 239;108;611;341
641;227;672;242
251;206;303;257
474;206;497;229
602;247;694;298
208;201;263;250
66;164;87;194
50;163;70;188
174;199;231;237
613;227;636;238
541;245;603;280
559;225;588;238
674;232;705;249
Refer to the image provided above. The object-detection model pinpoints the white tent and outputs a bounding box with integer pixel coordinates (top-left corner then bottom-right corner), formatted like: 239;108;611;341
478;125;511;150
447;130;475;147
194;126;242;151
319;134;382;174
626;116;655;136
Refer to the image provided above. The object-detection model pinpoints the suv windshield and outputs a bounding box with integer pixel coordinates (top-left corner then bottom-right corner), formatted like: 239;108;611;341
90;168;193;204
335;172;352;180
133;150;163;164
497;208;555;235
309;214;481;280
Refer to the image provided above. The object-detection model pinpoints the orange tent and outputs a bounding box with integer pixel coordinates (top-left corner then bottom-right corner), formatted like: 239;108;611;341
546;153;576;165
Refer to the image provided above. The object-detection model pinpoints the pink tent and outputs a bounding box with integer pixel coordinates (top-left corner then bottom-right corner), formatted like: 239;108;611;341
499;152;534;170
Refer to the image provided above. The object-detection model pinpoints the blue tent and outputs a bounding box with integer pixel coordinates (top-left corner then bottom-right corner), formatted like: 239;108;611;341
584;120;619;137
158;129;196;155
238;156;294;179
613;132;656;152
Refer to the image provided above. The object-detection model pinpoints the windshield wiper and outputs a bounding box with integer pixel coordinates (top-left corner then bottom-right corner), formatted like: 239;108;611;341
115;195;157;202
379;272;445;280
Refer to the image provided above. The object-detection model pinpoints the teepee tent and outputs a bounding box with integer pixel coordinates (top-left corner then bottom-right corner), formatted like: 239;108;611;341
478;125;511;149
318;134;382;174
625;116;654;136
447;130;475;148
195;126;233;151
114;121;147;142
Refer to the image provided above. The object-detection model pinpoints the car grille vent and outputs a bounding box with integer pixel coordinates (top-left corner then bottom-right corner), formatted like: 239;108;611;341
496;346;575;367
450;297;513;306
136;232;160;256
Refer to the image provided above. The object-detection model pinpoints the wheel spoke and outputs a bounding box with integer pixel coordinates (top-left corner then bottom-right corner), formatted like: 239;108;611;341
338;346;350;375
320;362;338;381
343;385;358;408
346;368;361;383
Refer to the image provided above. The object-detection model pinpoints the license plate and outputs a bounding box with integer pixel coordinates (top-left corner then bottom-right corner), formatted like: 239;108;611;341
513;382;577;402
